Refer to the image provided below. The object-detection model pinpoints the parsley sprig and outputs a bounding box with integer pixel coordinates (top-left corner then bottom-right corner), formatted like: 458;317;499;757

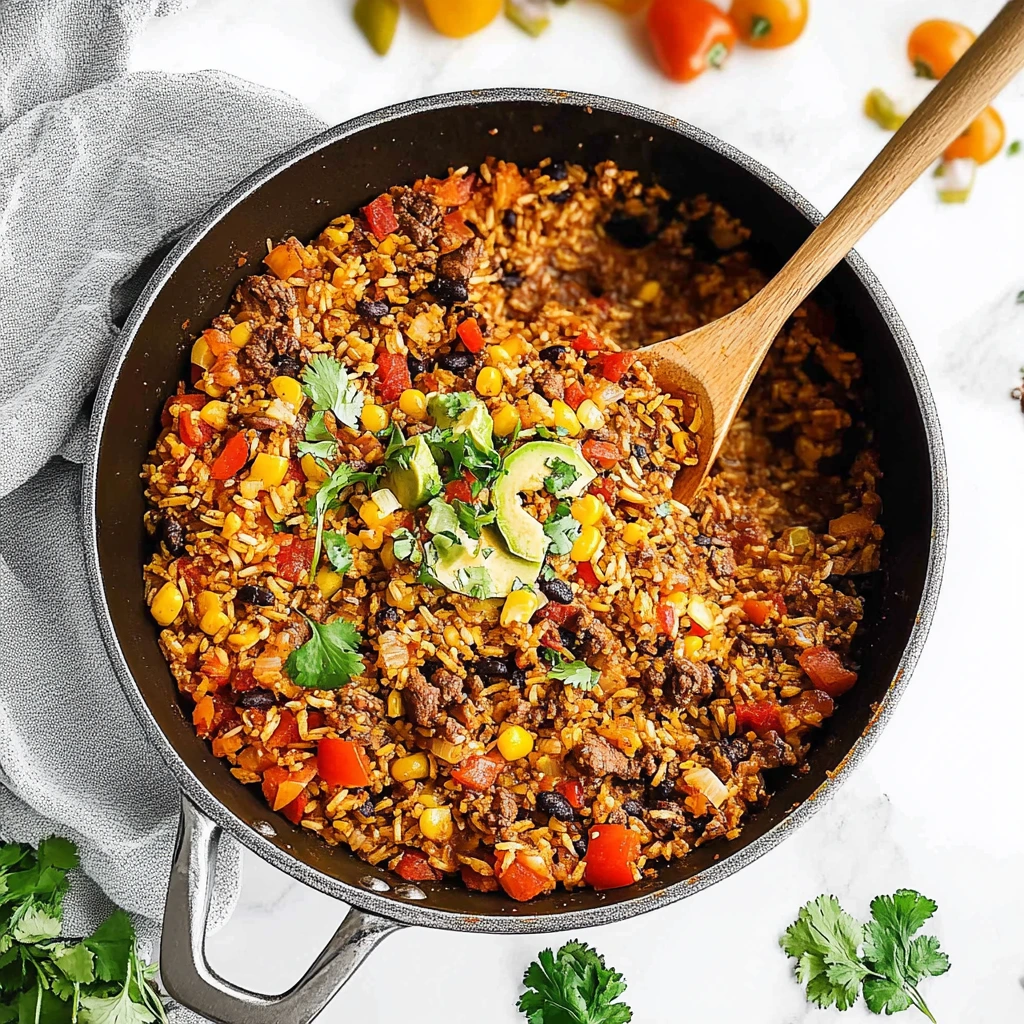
781;891;950;1020
519;941;632;1024
0;837;168;1024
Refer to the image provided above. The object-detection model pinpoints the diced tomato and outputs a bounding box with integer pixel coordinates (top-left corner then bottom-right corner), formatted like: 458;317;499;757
590;477;617;504
266;710;300;749
575;561;600;588
538;624;568;652
742;599;774;627
556;779;585;810
494;851;552;902
584;823;640;891
441;210;476;248
421;173;475;207
261;762;317;810
445;472;476;503
307;710;325;730
581;439;623;467
362;194;399;241
590;351;635;384
688;621;709;639
281;791;309;825
734;700;783;735
656;601;678;637
395;849;443;882
179;406;214;449
318;738;372;788
456;318;485;353
451;752;505;792
199;649;232;685
771;593;788;618
275;537;314;583
285;457;305;484
374;348;412;403
161;392;206;429
461;863;500;892
570;330;601;353
230;668;257;693
798;646;858;698
563;383;587;410
536;602;579;627
192;696;216;737
210;432;250;480
176;556;210;592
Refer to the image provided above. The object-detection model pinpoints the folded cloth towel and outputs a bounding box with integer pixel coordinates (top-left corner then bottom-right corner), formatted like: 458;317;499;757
0;0;325;1009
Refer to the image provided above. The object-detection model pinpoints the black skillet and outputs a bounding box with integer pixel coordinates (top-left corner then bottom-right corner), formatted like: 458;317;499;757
83;89;947;1024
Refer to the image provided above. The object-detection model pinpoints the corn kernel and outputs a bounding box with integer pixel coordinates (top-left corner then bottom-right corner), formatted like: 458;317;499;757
377;235;397;256
198;379;225;398
443;625;461;648
359;528;384;551
250;453;288;488
492;403;521;437
398;388;428;420
570;494;603;527
500;589;541;627
552;399;582;437
419;806;453;842
150;582;183;626
200;609;230;636
270;375;304;410
391;752;429;782
346;532;364;550
487;345;512;365
322;226;347;247
386;580;417;612
221;511;242;539
504;334;529;358
229;322;252;347
475;366;503;397
664;591;688;615
638;279;661;303
360;403;389;432
190;336;216;370
379;540;397;571
195;591;222;618
497;725;534;761
672;430;690;458
359;500;387;529
623;522;649;545
316;567;344;599
576;399;605;431
387;690;403;717
300;453;327;483
683;635;704;658
570;524;602;562
227;624;261;651
199;400;230;431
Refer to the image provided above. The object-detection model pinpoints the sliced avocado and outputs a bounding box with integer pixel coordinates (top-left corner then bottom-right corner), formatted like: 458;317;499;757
430;525;541;598
426;392;494;451
383;435;442;509
493;441;596;562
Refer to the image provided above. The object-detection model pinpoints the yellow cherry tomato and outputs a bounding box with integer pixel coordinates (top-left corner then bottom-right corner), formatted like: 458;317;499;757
729;0;808;49
424;0;501;38
944;106;1005;165
907;19;975;80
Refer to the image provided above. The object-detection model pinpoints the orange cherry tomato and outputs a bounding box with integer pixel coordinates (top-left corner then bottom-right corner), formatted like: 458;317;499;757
907;19;975;80
729;0;808;48
943;106;1005;165
647;0;738;83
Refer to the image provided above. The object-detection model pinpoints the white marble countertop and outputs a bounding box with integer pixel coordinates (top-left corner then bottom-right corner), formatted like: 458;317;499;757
132;1;1024;1020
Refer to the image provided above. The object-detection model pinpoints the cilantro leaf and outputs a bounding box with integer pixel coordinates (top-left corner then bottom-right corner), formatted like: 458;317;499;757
380;423;413;471
518;941;632;1024
430;391;477;420
296;439;337;460
535;424;569;439
54;943;96;985
11;903;61;942
426;426;503;491
541;649;600;691
322;532;353;575
543;457;580;495
286;616;365;689
454;566;493;599
85;911;136;984
862;977;915;1016
301;354;365;428
306;463;378;583
543;502;581;556
451;499;495;541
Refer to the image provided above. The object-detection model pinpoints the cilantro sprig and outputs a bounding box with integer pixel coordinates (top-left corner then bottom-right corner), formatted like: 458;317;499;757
540;647;600;691
305;463;378;584
0;837;168;1023
781;891;950;1020
518;941;632;1024
301;353;365;429
543;502;581;556
285;614;365;689
543;457;580;495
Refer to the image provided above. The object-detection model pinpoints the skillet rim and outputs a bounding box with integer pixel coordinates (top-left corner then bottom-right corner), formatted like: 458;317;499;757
83;87;948;933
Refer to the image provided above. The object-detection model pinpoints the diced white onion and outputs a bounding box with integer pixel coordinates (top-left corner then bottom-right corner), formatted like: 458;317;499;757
684;767;729;808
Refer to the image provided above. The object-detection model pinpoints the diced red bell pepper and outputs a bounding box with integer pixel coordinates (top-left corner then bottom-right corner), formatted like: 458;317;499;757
538;624;568;652
374;348;412;403
570;330;601;353
421;173;475;207
179;406;214;449
743;599;775;627
450;752;505;792
281;791;309;825
688;621;709;639
734;700;783;735
230;668;257;693
261;762;317;810
318;738;371;788
460;863;500;892
590;351;635;384
444;471;476;504
456;318;485;353
494;851;552;902
395;849;443;882
161;392;206;429
655;601;678;637
584;823;640;891
798;646;858;698
555;779;585;810
581;439;623;466
442;210;476;247
266;710;300;749
210;432;250;480
362;194;399;241
771;593;788;617
575;561;600;588
563;383;587;410
536;602;579;627
275;537;314;583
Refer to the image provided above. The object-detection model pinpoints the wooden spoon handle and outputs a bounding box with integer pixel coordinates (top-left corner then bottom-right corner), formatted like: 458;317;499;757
750;0;1024;337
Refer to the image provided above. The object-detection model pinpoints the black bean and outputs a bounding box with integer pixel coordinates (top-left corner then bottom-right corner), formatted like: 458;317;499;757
539;576;573;604
159;516;186;557
558;626;580;653
436;349;475;375
548;161;568;181
237;584;274;607
376;606;400;629
356;298;389;320
476;657;510;677
237;690;276;710
539;345;569;364
645;777;676;804
407;355;429;378
694;533;713;548
272;355;303;379
604;210;653;250
432;275;468;307
510;667;526;688
622;799;645;819
721;737;751;767
501;270;523;290
502;209;517;228
549;190;571;205
355;798;375;817
573;833;589;857
631;443;649;463
536;791;575;821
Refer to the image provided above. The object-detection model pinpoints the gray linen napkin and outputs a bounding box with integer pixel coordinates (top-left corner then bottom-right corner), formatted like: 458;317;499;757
0;0;326;997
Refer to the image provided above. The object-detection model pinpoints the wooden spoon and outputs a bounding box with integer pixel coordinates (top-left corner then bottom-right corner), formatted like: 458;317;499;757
639;0;1024;505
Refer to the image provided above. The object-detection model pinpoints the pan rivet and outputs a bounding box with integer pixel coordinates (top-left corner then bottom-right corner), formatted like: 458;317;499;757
393;883;427;900
359;875;391;893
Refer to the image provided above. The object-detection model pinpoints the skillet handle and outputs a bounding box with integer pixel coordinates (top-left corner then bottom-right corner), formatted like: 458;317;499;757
161;796;403;1024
